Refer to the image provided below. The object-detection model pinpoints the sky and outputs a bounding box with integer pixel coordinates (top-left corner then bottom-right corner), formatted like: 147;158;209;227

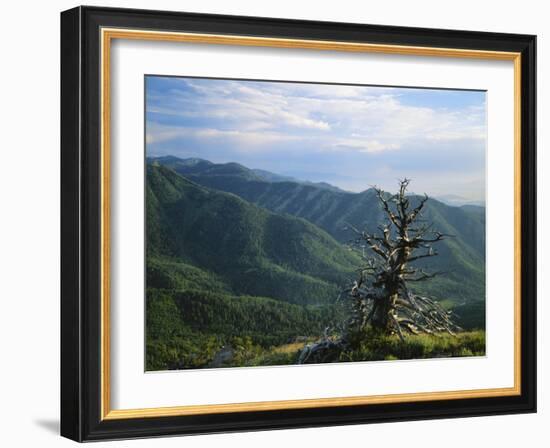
145;76;487;202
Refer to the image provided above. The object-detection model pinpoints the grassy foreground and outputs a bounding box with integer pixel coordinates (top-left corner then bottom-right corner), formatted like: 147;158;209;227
219;330;485;368
338;330;485;363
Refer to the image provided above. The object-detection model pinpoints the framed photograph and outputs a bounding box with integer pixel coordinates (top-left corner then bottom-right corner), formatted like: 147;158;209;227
60;6;536;441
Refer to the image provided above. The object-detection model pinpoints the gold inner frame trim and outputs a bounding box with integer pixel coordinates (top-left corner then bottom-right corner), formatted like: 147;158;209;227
100;27;522;420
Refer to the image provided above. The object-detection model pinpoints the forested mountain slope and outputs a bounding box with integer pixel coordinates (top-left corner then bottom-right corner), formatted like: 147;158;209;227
150;156;486;304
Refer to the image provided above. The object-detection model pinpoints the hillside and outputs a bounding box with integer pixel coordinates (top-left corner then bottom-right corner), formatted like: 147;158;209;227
150;156;486;304
146;288;334;370
147;164;361;305
145;161;487;370
146;164;367;370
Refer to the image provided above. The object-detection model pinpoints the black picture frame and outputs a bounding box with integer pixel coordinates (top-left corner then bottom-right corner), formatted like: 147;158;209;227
61;5;536;442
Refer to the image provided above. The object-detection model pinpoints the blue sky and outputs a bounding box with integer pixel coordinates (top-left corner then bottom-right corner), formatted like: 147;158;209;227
146;76;486;201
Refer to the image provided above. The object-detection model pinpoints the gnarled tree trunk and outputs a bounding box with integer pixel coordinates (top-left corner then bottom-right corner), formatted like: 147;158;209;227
299;179;462;364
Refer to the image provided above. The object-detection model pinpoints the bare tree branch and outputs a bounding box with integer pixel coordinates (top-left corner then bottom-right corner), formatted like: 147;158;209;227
299;179;462;364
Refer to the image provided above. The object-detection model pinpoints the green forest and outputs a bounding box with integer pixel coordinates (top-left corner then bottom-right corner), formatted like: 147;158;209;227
145;157;486;371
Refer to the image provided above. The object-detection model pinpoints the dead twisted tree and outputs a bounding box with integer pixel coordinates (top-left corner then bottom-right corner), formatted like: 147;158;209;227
299;179;461;364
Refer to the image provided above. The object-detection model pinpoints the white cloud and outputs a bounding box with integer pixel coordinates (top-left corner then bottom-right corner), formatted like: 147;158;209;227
147;78;486;157
146;123;300;149
330;138;401;153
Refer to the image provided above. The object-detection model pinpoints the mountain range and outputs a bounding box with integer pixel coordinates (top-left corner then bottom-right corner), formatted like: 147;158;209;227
148;156;486;304
145;156;486;370
146;164;360;305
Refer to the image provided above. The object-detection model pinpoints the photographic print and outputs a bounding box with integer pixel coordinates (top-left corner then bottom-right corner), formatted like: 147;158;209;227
61;9;536;440
145;76;487;371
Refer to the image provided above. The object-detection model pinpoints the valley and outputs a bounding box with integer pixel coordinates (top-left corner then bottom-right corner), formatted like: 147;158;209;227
146;156;486;370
